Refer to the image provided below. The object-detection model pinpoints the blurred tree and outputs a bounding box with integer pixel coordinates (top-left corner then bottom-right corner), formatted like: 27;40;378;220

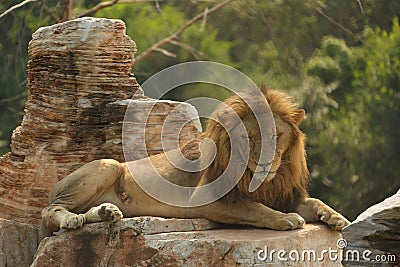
299;19;400;219
0;1;51;155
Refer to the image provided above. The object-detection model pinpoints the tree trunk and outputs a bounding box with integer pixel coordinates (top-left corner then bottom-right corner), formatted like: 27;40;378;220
60;0;73;22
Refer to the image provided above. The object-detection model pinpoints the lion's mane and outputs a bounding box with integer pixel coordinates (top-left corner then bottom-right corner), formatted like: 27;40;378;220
196;88;309;213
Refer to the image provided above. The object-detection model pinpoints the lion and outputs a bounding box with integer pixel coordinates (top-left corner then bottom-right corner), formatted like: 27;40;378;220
40;88;350;239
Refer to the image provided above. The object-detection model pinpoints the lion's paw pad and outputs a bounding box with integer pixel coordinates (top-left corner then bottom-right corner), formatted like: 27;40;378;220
97;203;123;222
60;214;85;229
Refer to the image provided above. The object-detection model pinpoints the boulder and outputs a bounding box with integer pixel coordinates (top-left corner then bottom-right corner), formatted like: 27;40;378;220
32;218;342;267
0;17;200;224
0;219;38;267
342;190;400;266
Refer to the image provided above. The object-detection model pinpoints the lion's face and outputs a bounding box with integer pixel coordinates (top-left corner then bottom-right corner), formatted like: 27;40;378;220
237;111;304;182
233;115;294;181
203;89;307;198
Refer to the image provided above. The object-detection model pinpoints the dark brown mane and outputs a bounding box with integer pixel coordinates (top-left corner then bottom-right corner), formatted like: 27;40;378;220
182;88;309;213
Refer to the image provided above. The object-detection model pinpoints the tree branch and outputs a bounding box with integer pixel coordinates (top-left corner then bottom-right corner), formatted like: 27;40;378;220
0;0;37;20
153;47;176;58
77;0;119;18
40;0;61;23
135;0;235;65
200;7;208;31
356;0;364;15
60;0;73;21
310;2;362;42
0;90;26;104
168;40;203;60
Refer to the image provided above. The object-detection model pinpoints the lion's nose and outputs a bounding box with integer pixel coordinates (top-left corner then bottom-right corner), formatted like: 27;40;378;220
256;162;272;172
258;162;272;168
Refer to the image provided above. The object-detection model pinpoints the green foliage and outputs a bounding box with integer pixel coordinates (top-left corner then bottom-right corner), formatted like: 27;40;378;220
306;37;352;84
300;18;400;219
0;1;50;155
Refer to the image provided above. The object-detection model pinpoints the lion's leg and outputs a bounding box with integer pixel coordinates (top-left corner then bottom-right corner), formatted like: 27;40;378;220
41;205;86;230
198;199;305;230
41;159;124;237
296;197;350;230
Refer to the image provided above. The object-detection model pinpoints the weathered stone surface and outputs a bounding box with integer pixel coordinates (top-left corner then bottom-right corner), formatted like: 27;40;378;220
32;219;342;267
0;219;38;267
122;99;202;161
342;190;400;266
0;17;200;224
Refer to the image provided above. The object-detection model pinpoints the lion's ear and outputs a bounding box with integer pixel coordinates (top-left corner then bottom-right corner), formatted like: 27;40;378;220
293;109;305;125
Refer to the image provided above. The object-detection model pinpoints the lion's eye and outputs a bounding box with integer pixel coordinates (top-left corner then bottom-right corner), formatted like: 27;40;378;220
272;134;282;143
241;135;252;141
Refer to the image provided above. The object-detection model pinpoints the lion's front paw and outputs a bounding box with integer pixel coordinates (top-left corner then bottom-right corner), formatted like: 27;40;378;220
85;203;123;223
60;213;86;229
318;208;350;231
97;203;123;222
275;213;305;230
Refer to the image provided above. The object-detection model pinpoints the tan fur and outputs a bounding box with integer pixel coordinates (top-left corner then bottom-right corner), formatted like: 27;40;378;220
40;88;350;239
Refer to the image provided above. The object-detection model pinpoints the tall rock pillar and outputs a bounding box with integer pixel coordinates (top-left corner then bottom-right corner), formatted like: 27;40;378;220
0;17;200;224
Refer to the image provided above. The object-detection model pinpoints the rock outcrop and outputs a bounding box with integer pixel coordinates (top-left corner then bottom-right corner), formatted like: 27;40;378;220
342;190;400;266
0;17;200;225
0;219;38;267
32;218;343;267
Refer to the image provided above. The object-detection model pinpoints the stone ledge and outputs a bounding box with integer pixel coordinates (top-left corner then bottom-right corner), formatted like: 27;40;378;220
32;217;342;267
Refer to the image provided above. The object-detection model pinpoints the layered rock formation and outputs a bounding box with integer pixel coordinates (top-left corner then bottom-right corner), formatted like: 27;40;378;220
32;218;343;267
0;17;200;225
342;190;400;266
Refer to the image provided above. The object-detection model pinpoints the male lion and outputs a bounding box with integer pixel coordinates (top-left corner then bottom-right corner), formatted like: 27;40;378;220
40;88;350;239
